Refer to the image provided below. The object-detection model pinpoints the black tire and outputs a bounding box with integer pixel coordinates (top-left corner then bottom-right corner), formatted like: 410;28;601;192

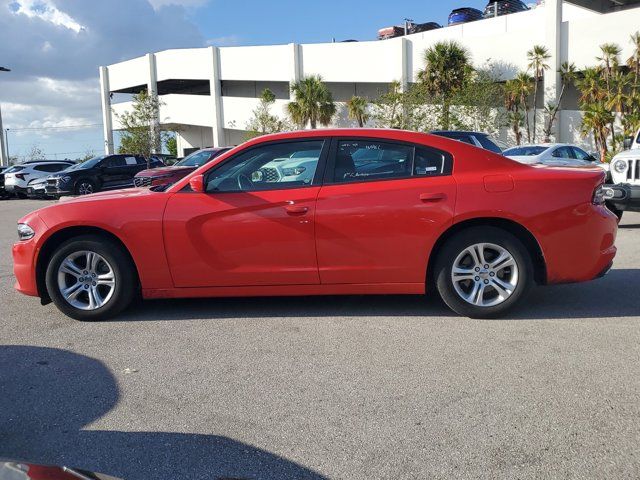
610;206;623;222
75;179;96;195
45;235;137;321
434;226;534;319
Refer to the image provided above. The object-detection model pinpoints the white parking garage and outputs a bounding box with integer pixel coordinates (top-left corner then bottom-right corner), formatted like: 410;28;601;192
100;0;640;156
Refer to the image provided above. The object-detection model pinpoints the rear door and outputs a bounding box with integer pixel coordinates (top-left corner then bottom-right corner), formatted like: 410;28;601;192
315;138;456;285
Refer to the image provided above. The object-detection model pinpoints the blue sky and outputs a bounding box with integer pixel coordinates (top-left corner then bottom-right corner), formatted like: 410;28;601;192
0;0;492;160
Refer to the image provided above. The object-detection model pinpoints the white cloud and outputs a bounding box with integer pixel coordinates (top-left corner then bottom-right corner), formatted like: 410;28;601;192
206;35;241;47
10;0;84;32
0;0;208;155
148;0;209;8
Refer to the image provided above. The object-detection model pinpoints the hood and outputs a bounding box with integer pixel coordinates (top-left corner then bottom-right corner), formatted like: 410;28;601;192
58;187;157;204
612;149;640;160
136;165;194;177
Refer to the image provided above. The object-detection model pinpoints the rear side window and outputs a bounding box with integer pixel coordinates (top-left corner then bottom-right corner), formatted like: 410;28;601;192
475;135;502;154
105;156;126;167
34;163;69;172
414;147;450;176
333;140;413;183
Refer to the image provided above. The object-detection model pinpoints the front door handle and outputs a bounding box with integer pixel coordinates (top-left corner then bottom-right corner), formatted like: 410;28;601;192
284;204;309;215
419;192;446;203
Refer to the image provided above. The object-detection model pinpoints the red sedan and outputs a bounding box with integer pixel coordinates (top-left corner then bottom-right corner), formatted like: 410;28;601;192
133;147;231;188
13;129;617;321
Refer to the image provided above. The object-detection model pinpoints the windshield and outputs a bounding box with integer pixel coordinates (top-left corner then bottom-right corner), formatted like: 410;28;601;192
65;155;106;171
503;146;548;156
176;151;212;167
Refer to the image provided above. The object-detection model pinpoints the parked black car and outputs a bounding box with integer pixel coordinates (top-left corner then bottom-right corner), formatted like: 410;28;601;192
409;22;442;34
483;0;529;18
430;130;503;154
448;7;484;25
45;154;162;197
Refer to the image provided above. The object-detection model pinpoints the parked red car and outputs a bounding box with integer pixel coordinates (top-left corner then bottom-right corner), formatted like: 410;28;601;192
13;129;617;321
133;147;230;188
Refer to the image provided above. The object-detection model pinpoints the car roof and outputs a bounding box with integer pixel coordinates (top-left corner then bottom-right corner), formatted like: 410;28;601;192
431;130;490;136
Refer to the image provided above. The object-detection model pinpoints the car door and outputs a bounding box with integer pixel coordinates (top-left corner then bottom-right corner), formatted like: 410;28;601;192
163;139;328;287
99;155;129;188
315;138;456;285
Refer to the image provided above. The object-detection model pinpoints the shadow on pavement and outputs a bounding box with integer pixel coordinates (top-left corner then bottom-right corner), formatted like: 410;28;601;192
114;268;640;322
0;346;327;480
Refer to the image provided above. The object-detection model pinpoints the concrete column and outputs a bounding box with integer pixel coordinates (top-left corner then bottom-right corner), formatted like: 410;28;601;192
545;0;563;141
289;42;301;86
209;46;224;147
99;66;114;155
147;53;160;154
399;37;409;92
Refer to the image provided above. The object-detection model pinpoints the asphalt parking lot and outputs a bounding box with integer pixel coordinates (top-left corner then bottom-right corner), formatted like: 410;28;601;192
1;198;639;480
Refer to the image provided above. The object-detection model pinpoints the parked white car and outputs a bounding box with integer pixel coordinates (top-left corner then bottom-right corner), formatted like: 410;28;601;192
606;128;640;219
503;143;608;172
4;161;74;197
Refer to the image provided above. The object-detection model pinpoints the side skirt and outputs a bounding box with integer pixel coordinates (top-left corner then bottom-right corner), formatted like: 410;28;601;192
142;283;426;300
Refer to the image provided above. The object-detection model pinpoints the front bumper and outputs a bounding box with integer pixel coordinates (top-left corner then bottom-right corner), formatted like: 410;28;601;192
44;185;72;196
604;183;640;212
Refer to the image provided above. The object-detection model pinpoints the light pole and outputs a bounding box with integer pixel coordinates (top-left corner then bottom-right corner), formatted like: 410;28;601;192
0;66;10;167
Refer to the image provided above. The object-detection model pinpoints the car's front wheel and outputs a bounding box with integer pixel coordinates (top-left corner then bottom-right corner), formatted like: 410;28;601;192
45;235;137;321
434;226;534;318
75;179;96;195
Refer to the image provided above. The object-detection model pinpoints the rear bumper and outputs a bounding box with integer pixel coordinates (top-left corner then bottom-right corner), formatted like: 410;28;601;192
605;183;640;212
542;204;618;284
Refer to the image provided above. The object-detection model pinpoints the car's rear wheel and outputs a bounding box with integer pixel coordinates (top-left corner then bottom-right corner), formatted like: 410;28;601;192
45;235;137;321
75;180;95;195
434;226;534;318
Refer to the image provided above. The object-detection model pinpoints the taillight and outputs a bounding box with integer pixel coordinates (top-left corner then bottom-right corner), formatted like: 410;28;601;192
592;184;613;205
15;173;26;180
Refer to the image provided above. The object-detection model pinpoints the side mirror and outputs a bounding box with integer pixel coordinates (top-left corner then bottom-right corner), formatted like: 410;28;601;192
623;137;633;151
189;174;205;193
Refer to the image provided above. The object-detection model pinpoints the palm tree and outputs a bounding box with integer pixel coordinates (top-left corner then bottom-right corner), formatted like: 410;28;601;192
576;67;606;105
287;75;336;129
627;32;640;90
543;62;577;141
346;95;369;127
418;41;472;130
514;72;533;143
527;45;551;142
597;43;622;148
504;79;523;145
581;103;613;161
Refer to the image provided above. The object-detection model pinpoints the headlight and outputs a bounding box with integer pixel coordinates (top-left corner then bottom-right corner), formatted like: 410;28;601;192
613;160;628;174
17;223;35;241
282;166;306;176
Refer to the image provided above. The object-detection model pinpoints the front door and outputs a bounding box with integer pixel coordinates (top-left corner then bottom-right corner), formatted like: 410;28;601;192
315;138;457;285
163;139;328;288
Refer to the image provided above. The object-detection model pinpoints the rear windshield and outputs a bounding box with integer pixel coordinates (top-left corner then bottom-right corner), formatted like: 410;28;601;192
503;146;547;156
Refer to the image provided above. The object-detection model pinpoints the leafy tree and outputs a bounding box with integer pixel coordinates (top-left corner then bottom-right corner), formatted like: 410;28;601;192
287;76;336;129
346;95;369;127
246;88;290;138
371;81;430;131
449;66;504;134
114;89;165;168
165;135;177;156
527;45;550;142
26;145;44;161
418;41;472;129
543;62;577;141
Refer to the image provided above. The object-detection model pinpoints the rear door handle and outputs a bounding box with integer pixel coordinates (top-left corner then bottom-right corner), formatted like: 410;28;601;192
419;192;446;203
284;204;309;215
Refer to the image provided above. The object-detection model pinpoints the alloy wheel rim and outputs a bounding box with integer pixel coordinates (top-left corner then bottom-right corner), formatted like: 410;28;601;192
451;243;519;307
57;250;115;310
79;183;93;195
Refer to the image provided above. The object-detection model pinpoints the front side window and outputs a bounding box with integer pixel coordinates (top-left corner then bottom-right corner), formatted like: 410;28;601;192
333;140;413;183
205;140;324;193
572;147;591;161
